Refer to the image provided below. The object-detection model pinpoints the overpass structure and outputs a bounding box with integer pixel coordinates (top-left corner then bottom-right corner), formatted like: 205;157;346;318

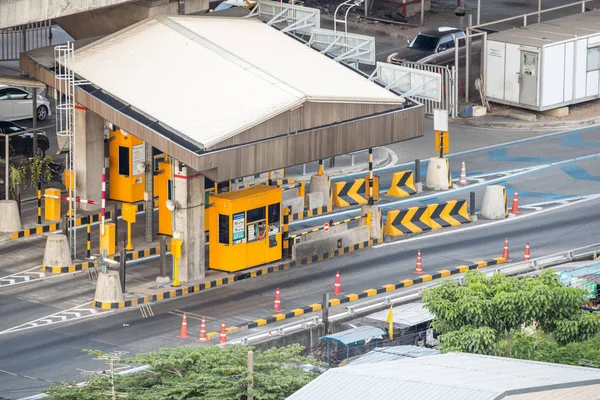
19;14;423;286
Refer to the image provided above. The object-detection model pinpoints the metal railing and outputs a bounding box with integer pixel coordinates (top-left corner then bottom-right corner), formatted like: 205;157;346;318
398;62;456;117
0;20;51;61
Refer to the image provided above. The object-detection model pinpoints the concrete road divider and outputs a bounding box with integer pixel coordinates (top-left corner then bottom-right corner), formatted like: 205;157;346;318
42;234;72;270
333;179;368;207
481;185;508;220
387;170;417;198
0;200;22;233
428;200;470;229
385;200;471;237
425;157;452;191
385;206;432;236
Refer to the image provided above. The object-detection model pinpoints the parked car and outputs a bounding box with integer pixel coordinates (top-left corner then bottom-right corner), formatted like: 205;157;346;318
0;120;49;158
387;27;466;66
0;85;52;122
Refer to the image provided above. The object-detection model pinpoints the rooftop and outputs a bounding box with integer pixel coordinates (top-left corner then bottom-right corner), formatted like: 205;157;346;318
288;352;600;400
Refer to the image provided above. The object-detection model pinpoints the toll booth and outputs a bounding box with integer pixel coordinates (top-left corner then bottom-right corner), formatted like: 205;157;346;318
209;185;282;272
108;128;145;203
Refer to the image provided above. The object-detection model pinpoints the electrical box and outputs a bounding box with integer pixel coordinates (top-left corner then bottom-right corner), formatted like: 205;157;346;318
121;203;137;223
209;185;282;272
108;128;145;203
171;237;182;259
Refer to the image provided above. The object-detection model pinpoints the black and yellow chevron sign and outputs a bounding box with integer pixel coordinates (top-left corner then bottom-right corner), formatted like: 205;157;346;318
387;170;417;198
428;200;471;229
384;206;432;236
333;179;368;207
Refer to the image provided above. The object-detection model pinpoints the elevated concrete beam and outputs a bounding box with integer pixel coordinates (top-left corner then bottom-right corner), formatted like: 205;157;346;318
0;0;135;29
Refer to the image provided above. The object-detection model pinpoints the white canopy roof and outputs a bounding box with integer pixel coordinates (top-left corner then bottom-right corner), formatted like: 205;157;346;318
72;15;402;149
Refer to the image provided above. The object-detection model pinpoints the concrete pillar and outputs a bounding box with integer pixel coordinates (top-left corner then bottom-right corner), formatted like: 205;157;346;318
309;174;330;207
74;105;104;211
480;185;507;220
94;271;124;303
425;157;451;191
173;164;204;282
42;234;72;268
361;204;382;239
0;200;22;232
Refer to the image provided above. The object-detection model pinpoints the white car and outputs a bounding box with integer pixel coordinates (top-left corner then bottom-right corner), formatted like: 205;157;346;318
0;85;52;121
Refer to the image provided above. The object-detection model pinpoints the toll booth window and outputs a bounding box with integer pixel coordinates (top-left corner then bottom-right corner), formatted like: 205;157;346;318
247;207;266;242
118;146;130;176
268;203;280;236
218;214;229;245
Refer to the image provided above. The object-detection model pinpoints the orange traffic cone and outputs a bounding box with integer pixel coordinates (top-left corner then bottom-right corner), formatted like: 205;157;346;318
274;288;282;312
196;317;209;342
414;250;424;274
333;271;342;295
219;320;227;344
459;161;467;185
177;313;189;339
503;237;510;260
524;243;531;261
511;192;520;214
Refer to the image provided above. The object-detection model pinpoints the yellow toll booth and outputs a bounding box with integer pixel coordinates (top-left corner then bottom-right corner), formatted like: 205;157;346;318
108;128;145;203
209;185;282;272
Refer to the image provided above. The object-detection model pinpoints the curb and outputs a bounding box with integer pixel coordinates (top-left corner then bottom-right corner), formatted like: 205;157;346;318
43;243;172;274
209;257;507;338
92;238;384;309
448;115;600;130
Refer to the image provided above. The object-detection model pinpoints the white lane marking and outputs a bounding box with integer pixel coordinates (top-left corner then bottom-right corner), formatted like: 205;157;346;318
0;300;113;335
0;265;81;289
373;194;600;249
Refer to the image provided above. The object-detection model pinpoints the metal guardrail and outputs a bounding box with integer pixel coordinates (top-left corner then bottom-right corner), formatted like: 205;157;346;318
229;243;600;346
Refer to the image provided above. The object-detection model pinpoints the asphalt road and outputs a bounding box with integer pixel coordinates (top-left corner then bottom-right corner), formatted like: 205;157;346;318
1;192;599;398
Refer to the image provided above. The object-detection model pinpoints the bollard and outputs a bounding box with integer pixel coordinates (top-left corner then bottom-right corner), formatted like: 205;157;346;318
62;214;70;244
171;237;182;287
470;191;476;216
120;249;126;293
322;292;330;336
87;220;91;258
37;181;42;224
15;183;21;218
414;159;420;183
160;235;167;277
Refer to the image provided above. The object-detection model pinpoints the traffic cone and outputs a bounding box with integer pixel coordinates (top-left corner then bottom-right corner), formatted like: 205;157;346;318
414;250;424;274
196;317;209;342
524;243;531;261
333;271;342;295
503;237;510;260
459;161;467;185
274;288;281;312
177;313;189;339
219;320;227;344
511;192;520;214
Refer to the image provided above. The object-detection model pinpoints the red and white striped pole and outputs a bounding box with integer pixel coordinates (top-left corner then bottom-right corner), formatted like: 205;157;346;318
101;167;106;235
44;195;97;204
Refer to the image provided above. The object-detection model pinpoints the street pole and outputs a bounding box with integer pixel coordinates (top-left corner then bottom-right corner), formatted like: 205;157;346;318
120;250;126;293
5;136;9;200
32;88;37;158
420;0;425;25
538;0;542;23
477;0;481;25
145;142;154;242
160;235;167;277
247;351;254;400
368;148;373;205
322;292;330;335
466;14;472;104
439;133;444;159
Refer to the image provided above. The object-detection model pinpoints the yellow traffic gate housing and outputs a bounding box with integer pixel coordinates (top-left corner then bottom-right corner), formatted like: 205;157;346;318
209;185;282;272
108;128;145;203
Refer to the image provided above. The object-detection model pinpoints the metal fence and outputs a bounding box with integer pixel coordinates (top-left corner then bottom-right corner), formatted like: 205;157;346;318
401;61;456;117
0;20;51;61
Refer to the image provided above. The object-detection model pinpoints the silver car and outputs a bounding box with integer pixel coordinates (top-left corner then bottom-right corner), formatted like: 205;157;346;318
0;85;52;121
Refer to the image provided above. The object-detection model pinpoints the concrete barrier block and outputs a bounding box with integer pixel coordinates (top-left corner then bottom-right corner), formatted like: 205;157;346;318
292;225;370;260
283;196;304;215
425;157;451;191
305;192;323;210
282;188;299;201
299;223;347;242
94;270;124;303
309;174;330;206
480;185;508;220
0;200;22;233
42;234;72;268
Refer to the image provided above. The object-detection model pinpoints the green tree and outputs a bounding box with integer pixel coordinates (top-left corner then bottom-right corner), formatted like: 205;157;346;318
423;270;600;356
45;344;321;400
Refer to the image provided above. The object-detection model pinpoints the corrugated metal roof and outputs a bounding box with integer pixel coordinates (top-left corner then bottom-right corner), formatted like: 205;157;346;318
70;15;402;149
321;325;385;345
287;352;600;400
348;345;439;366
366;302;434;328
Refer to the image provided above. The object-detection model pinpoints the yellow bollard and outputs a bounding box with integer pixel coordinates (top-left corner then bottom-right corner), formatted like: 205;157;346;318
44;188;61;221
121;203;137;251
171;238;182;287
100;222;116;256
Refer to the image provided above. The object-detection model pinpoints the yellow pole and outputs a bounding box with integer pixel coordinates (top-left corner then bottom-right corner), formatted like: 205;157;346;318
126;221;133;250
172;255;181;287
